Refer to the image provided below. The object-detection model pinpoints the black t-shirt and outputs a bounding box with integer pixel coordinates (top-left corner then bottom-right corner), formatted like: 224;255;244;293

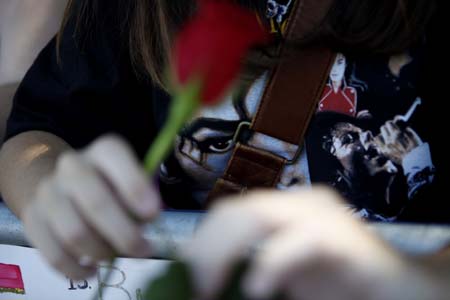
5;2;164;159
6;1;448;222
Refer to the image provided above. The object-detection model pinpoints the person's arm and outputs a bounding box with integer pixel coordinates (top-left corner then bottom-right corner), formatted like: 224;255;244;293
0;131;69;216
0;0;161;279
0;0;67;85
0;0;68;143
0;131;159;279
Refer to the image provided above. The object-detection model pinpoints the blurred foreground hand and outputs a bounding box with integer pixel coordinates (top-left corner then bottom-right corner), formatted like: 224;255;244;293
182;188;449;300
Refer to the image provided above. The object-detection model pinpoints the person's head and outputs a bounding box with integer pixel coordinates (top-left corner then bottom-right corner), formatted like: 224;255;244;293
59;0;435;89
322;122;397;178
330;53;347;83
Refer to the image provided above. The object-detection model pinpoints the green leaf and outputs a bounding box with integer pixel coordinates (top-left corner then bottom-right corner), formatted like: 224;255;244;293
143;259;285;300
143;261;194;300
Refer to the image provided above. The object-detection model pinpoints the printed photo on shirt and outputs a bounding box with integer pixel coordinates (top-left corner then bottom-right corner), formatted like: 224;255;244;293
308;52;435;221
159;50;435;220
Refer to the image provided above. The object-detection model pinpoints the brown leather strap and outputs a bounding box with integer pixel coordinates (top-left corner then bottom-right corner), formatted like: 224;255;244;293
208;144;286;199
208;0;336;202
253;46;335;145
289;0;335;41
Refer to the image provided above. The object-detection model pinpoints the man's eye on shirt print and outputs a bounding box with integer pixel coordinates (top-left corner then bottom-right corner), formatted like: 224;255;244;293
164;74;312;203
170;90;253;194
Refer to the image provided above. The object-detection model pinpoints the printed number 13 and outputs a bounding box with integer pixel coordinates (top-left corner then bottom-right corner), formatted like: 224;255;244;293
68;278;89;290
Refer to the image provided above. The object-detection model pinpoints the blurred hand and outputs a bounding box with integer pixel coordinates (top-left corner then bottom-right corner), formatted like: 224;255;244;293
182;188;446;300
21;135;160;279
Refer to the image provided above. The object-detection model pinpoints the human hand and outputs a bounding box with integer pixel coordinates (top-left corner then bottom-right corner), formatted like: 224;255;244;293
182;188;445;300
376;118;422;165
22;135;160;279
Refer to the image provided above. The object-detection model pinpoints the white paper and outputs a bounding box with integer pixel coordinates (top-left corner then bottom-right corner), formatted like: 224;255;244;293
0;244;171;300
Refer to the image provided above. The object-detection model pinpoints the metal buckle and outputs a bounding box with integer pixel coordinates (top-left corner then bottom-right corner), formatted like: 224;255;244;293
232;121;252;144
232;121;303;165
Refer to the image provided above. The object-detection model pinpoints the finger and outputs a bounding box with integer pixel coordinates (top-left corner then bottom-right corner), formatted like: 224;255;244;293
385;121;400;133
41;178;115;263
380;125;395;145
381;121;399;141
244;188;347;223
374;135;386;147
84;135;160;221
56;152;152;258
243;225;322;299
23;201;96;279
380;125;389;138
182;200;275;299
405;127;423;145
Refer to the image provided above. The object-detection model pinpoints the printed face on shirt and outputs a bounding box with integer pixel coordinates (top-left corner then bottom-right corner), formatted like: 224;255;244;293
170;74;311;202
174;98;247;192
326;122;398;177
330;53;347;83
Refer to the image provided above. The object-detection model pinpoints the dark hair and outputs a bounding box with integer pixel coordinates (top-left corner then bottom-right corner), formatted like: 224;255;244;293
58;0;436;89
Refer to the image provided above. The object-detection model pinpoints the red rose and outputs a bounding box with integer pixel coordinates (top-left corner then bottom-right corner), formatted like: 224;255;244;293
145;0;270;173
174;0;270;104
